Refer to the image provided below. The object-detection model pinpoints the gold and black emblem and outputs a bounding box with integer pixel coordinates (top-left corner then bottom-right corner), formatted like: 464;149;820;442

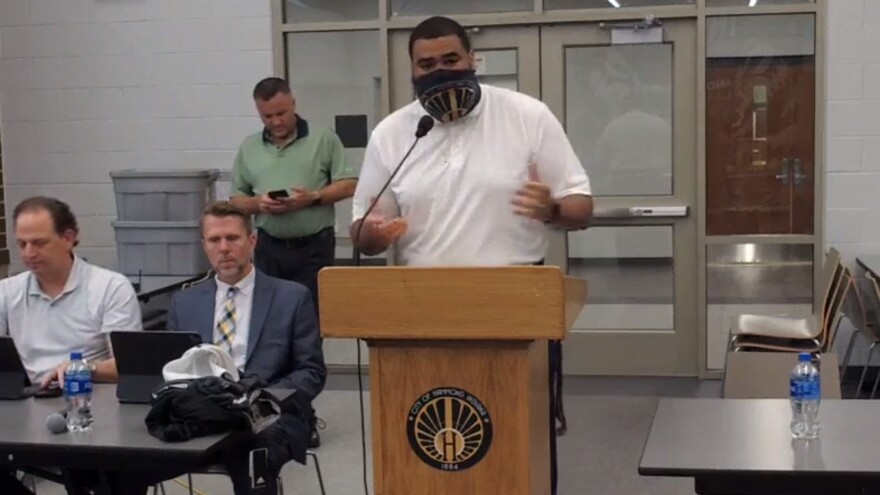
406;387;493;472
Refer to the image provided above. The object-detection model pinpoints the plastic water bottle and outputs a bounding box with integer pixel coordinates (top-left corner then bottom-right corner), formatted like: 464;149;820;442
64;352;93;432
790;352;820;439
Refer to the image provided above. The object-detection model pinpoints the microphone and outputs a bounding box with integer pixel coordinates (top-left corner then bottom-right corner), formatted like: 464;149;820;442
352;115;434;267
46;411;67;434
351;114;433;495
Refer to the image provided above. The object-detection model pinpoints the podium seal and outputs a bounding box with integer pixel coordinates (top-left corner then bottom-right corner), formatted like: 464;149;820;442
406;387;493;471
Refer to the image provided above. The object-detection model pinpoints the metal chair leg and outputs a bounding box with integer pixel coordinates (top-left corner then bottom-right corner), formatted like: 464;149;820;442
188;473;195;495
841;328;861;383
857;342;876;399
307;450;326;495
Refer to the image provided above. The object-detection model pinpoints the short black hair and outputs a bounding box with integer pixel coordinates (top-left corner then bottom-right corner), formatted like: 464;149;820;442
253;77;291;101
13;196;80;245
408;16;471;58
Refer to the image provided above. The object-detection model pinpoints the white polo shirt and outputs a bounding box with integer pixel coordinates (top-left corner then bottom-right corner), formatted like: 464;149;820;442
352;84;592;267
0;257;143;384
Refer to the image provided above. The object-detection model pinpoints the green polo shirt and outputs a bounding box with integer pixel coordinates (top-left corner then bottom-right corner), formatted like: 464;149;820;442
232;116;356;238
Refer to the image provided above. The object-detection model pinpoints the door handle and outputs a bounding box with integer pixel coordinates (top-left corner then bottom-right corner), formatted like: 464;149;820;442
776;159;791;186
594;206;689;218
792;159;807;186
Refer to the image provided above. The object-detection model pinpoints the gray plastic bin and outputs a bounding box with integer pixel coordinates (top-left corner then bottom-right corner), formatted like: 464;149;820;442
110;169;219;222
112;221;209;276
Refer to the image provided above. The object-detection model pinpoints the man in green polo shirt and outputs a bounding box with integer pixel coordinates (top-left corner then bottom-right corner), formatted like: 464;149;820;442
230;77;356;447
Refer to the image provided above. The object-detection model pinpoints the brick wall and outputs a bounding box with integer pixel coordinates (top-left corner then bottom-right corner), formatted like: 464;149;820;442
0;0;272;272
826;0;880;256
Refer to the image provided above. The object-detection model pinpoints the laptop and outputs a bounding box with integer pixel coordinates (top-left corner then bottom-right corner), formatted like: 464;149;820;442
0;336;47;400
111;331;202;404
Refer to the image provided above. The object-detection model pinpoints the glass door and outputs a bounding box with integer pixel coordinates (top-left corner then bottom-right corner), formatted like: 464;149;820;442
541;20;699;375
704;14;818;372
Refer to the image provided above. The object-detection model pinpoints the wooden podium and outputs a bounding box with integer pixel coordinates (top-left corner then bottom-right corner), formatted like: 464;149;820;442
318;266;588;495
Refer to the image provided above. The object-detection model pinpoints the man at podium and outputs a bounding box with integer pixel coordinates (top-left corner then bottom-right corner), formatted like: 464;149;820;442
350;15;593;495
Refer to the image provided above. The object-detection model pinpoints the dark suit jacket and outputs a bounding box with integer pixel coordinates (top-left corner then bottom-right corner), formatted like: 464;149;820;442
167;269;326;411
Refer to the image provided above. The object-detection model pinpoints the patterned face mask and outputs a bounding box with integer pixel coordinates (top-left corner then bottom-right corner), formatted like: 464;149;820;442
412;69;482;123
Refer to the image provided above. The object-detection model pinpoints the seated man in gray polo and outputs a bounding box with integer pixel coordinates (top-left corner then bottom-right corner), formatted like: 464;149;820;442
0;196;142;386
0;196;142;495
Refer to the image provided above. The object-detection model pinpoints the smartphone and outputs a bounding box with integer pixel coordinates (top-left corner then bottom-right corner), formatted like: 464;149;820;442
31;383;62;399
267;189;289;200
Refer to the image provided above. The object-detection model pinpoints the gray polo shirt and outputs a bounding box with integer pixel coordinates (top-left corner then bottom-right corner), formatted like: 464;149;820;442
0;257;142;383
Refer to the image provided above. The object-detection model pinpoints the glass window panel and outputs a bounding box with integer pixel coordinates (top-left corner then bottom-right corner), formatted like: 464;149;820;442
389;0;532;17
284;0;378;23
708;0;813;6
706;243;814;369
706;15;816;235
546;0;693;9
568;226;674;330
286;31;380;238
565;44;673;196
475;49;518;92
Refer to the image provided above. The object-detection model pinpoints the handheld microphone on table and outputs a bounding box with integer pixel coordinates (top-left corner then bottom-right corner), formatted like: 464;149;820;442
351;114;434;495
46;411;67;434
352;115;435;267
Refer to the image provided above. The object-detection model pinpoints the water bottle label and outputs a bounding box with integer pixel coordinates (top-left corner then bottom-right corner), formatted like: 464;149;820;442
65;376;92;396
790;377;820;400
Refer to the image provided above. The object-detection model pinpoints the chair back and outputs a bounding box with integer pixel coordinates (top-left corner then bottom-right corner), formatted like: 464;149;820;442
862;272;880;343
820;247;843;316
842;268;871;340
822;266;852;350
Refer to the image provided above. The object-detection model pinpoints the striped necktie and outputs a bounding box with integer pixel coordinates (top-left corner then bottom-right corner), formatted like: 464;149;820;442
215;286;237;355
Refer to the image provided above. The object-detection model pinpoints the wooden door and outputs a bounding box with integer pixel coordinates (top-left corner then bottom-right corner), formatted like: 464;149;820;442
706;56;815;235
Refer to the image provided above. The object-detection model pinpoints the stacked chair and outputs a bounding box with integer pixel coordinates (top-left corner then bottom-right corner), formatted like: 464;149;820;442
727;247;851;356
840;269;880;398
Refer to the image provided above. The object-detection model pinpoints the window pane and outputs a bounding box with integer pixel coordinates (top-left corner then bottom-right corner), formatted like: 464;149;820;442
284;0;378;23
706;243;814;369
565;43;673;196
389;0;532;17
546;0;693;9
286;31;380;237
706;15;816;235
708;0;813;6
475;49;518;92
569;226;674;330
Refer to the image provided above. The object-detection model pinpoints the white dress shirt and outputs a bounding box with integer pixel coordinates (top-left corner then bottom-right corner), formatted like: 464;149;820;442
352;84;592;267
213;267;255;369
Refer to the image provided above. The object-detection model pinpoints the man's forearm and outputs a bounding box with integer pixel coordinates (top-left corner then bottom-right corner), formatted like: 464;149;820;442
553;195;593;230
317;179;356;205
93;358;118;383
350;219;390;256
230;195;261;215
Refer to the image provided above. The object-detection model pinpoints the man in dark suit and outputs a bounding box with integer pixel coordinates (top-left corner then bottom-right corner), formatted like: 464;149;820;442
168;201;326;495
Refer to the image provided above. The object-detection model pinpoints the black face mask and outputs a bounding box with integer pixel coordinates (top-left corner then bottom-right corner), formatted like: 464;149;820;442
412;69;482;123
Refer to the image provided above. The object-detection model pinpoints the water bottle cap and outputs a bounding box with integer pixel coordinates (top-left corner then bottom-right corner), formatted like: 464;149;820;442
799;352;811;362
70;352;83;361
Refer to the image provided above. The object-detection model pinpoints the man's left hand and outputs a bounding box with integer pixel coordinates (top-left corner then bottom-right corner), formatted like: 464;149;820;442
278;188;320;212
513;163;556;222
